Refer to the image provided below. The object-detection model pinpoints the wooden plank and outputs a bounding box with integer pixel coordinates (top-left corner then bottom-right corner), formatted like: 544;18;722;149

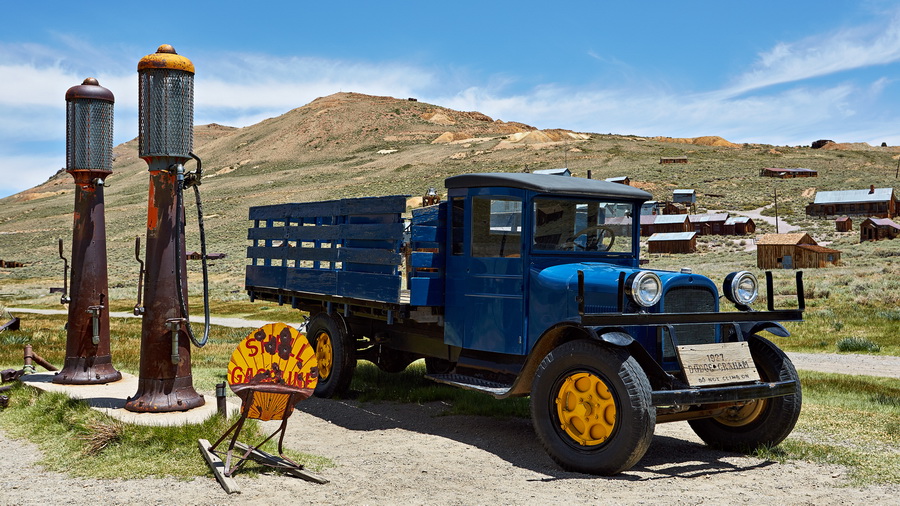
233;442;328;484
411;251;444;269
676;342;760;386
411;204;445;225
247;226;289;241
285;269;337;294
342;195;408;215
337;270;401;302
245;265;286;290
411;225;444;243
198;439;240;494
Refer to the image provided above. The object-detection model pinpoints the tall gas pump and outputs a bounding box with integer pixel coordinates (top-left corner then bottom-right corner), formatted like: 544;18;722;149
54;78;122;385
125;45;208;412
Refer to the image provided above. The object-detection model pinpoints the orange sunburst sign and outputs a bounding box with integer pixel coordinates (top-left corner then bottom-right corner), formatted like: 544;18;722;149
227;323;318;420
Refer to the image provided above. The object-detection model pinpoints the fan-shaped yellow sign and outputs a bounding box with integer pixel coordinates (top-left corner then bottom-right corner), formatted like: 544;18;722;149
227;323;318;420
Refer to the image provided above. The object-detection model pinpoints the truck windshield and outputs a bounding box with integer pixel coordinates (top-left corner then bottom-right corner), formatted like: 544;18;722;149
533;197;634;253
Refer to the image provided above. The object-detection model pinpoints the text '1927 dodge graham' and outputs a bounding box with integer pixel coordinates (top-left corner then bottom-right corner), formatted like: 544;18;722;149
245;172;804;475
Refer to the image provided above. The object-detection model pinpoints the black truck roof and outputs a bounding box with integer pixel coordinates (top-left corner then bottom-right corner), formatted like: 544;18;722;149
445;173;652;201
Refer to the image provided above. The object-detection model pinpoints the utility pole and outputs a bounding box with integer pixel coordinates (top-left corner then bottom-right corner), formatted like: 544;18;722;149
774;187;780;234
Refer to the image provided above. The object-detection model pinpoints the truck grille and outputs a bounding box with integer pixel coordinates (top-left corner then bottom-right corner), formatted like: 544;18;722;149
660;286;717;361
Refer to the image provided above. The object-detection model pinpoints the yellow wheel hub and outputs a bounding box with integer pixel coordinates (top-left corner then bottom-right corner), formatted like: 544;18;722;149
315;332;334;380
555;372;616;446
715;399;767;427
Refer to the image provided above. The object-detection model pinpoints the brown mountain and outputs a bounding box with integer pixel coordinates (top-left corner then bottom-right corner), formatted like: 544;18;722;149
1;92;898;299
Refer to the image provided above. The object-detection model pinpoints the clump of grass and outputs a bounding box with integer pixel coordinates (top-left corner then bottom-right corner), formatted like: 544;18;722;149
0;383;332;479
836;337;881;353
79;419;125;456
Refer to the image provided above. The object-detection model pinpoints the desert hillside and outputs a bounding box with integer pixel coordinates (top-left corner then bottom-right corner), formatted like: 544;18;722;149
1;91;899;296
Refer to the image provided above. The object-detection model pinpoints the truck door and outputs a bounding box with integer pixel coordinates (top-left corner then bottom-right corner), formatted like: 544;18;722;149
445;190;526;355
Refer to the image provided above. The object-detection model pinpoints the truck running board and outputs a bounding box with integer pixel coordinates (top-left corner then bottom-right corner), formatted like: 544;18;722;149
425;373;512;398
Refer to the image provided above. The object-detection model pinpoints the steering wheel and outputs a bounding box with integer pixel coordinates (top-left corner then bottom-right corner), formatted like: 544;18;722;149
562;225;615;251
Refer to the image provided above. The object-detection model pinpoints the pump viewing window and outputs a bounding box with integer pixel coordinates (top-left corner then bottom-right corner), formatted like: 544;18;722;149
533;198;633;253
471;197;522;257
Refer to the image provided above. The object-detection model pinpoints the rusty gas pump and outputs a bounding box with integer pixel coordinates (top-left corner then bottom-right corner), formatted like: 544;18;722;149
125;45;209;412
54;78;122;385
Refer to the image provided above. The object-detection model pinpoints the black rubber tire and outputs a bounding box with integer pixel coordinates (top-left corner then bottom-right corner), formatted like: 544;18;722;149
530;340;656;475
688;334;802;452
424;357;456;375
307;313;356;398
373;346;418;373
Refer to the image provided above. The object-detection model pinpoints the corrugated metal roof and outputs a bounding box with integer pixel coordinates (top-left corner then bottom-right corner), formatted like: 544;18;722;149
689;213;728;223
673;189;695;195
863;218;900;230
762;167;817;173
813;188;894;205
649;215;689;225
647;232;696;241
725;216;751;225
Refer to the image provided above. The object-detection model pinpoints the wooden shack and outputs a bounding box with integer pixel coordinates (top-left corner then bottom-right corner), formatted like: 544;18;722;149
688;213;729;235
835;216;852;232
660;157;688;164
605;176;631;185
647;232;697;254
760;167;818;178
806;186;898;218
672;189;696;205
640;214;691;237
724;216;756;235
860;217;900;242
756;233;841;269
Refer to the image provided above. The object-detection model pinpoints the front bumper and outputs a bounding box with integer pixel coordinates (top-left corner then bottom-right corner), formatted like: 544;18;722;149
651;379;798;407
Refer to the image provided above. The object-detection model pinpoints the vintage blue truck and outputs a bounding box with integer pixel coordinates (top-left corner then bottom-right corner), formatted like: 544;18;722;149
245;172;804;475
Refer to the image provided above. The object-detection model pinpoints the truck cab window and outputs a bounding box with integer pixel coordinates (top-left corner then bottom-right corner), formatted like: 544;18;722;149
471;197;522;257
533;198;633;253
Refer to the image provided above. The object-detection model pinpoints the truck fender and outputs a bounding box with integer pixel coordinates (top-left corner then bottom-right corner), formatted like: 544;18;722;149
741;321;790;338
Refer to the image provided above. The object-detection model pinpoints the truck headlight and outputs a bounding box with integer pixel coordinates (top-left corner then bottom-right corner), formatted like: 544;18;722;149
724;271;758;305
627;271;662;308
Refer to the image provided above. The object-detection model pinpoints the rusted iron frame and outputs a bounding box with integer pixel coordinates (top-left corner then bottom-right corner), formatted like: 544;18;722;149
24;344;58;372
209;388;307;477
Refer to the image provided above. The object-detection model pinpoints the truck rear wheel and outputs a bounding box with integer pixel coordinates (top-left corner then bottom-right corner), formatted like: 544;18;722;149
307;313;356;398
688;334;801;452
530;340;655;475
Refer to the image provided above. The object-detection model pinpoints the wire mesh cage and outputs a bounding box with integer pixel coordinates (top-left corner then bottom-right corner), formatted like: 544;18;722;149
65;80;114;171
138;69;194;159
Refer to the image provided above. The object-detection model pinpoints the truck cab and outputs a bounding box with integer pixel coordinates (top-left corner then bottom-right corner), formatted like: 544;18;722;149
245;172;805;475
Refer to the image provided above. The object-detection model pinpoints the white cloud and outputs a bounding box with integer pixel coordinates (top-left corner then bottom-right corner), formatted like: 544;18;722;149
724;10;900;97
0;152;65;197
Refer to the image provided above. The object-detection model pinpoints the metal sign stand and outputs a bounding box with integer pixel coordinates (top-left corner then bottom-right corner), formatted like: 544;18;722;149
199;323;326;493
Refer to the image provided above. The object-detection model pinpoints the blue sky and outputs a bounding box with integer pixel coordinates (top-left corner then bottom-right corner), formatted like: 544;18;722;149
3;1;900;198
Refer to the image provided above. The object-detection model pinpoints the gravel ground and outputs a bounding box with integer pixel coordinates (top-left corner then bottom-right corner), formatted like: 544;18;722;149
2;309;898;504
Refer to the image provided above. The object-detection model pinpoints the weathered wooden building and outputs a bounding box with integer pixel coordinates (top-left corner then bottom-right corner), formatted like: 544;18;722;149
688;213;729;235
860;217;900;242
806;186;897;218
756;233;841;269
660;157;688;164
759;167;818;178
672;189;696;205
640;214;691;236
604;176;631;185
724;216;756;235
647;232;697;254
835;216;852;232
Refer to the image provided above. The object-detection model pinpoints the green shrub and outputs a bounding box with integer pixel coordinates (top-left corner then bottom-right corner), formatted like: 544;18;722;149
836;337;881;353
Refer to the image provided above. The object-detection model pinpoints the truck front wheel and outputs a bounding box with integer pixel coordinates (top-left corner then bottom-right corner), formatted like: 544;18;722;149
530;340;655;475
687;334;801;452
307;313;356;398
